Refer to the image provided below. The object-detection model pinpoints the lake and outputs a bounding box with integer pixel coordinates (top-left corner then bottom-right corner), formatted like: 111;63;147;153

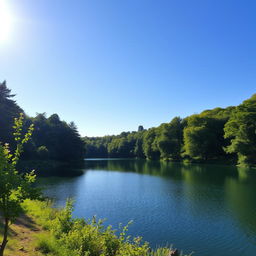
38;159;256;256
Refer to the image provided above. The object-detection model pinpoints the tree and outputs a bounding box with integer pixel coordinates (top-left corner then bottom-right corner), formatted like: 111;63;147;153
183;115;226;161
134;137;145;158
0;81;23;147
157;117;183;160
138;125;144;132
30;113;86;163
142;128;160;159
36;145;49;160
224;94;256;166
0;114;40;256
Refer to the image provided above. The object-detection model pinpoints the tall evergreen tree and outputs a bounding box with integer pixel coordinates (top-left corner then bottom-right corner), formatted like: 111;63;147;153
0;81;23;146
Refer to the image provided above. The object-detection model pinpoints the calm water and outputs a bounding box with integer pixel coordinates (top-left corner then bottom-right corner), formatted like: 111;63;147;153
38;159;256;256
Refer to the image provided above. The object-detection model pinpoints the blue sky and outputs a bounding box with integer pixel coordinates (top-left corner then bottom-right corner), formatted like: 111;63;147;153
0;0;255;136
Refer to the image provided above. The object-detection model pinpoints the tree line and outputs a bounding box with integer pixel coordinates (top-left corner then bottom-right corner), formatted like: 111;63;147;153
84;94;256;167
0;81;85;173
1;80;255;167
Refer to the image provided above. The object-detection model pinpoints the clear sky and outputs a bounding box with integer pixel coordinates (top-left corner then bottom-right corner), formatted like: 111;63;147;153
0;0;255;136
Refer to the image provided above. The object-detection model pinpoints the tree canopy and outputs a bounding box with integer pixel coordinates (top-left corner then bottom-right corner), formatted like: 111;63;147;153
224;94;256;166
0;81;86;175
84;94;256;167
1;81;255;167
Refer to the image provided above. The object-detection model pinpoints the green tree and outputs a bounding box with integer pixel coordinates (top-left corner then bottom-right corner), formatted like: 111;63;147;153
157;117;183;160
183;115;226;161
31;113;85;163
142;128;160;159
0;81;23;147
138;125;144;132
134;137;145;158
36;145;49;160
224;94;256;166
0;114;39;256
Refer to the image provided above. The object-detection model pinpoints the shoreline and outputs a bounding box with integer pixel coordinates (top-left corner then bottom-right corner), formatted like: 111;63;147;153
1;200;187;256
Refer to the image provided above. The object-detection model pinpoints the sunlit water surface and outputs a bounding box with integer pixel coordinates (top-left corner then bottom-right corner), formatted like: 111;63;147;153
38;159;256;256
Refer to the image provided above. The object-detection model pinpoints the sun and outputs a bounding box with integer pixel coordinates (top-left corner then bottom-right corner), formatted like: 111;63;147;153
0;0;14;44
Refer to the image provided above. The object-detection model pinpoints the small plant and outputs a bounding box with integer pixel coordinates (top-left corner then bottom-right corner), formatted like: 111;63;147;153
0;113;40;256
24;199;186;256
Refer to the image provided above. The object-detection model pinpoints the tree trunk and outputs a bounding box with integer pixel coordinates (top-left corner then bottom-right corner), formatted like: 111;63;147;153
0;218;9;256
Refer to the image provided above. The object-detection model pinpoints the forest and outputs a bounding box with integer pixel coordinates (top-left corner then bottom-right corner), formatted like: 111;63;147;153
1;80;256;169
85;94;256;167
0;81;85;175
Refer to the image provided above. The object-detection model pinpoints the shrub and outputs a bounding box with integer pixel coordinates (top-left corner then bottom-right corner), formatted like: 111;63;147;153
23;200;185;256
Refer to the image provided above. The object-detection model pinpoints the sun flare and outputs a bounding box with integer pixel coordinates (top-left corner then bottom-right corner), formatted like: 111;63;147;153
0;0;14;44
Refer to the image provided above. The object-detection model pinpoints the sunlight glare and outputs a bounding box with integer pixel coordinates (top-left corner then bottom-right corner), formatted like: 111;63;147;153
0;0;14;44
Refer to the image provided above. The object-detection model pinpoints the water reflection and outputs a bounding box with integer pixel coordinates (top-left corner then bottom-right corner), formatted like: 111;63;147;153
37;176;81;205
84;159;256;253
224;170;256;241
39;159;256;256
85;159;239;183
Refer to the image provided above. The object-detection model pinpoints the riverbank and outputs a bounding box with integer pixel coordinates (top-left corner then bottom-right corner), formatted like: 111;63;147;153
86;157;256;170
18;160;85;177
0;200;185;256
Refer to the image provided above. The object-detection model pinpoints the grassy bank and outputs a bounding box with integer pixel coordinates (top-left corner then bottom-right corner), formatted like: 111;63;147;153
1;200;188;256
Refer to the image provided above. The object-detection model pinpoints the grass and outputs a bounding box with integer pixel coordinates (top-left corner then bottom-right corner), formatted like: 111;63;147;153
0;199;190;256
0;213;44;256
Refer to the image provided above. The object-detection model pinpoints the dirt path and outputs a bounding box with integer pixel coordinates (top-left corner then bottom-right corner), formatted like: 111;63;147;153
4;215;44;256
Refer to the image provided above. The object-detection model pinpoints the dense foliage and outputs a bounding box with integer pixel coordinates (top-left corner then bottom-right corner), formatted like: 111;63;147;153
0;81;85;174
85;95;256;167
224;95;256;166
0;81;23;147
23;199;183;256
1;81;255;167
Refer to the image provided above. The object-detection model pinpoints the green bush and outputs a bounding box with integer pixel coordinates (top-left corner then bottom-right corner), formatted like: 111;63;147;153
36;146;49;160
23;200;188;256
